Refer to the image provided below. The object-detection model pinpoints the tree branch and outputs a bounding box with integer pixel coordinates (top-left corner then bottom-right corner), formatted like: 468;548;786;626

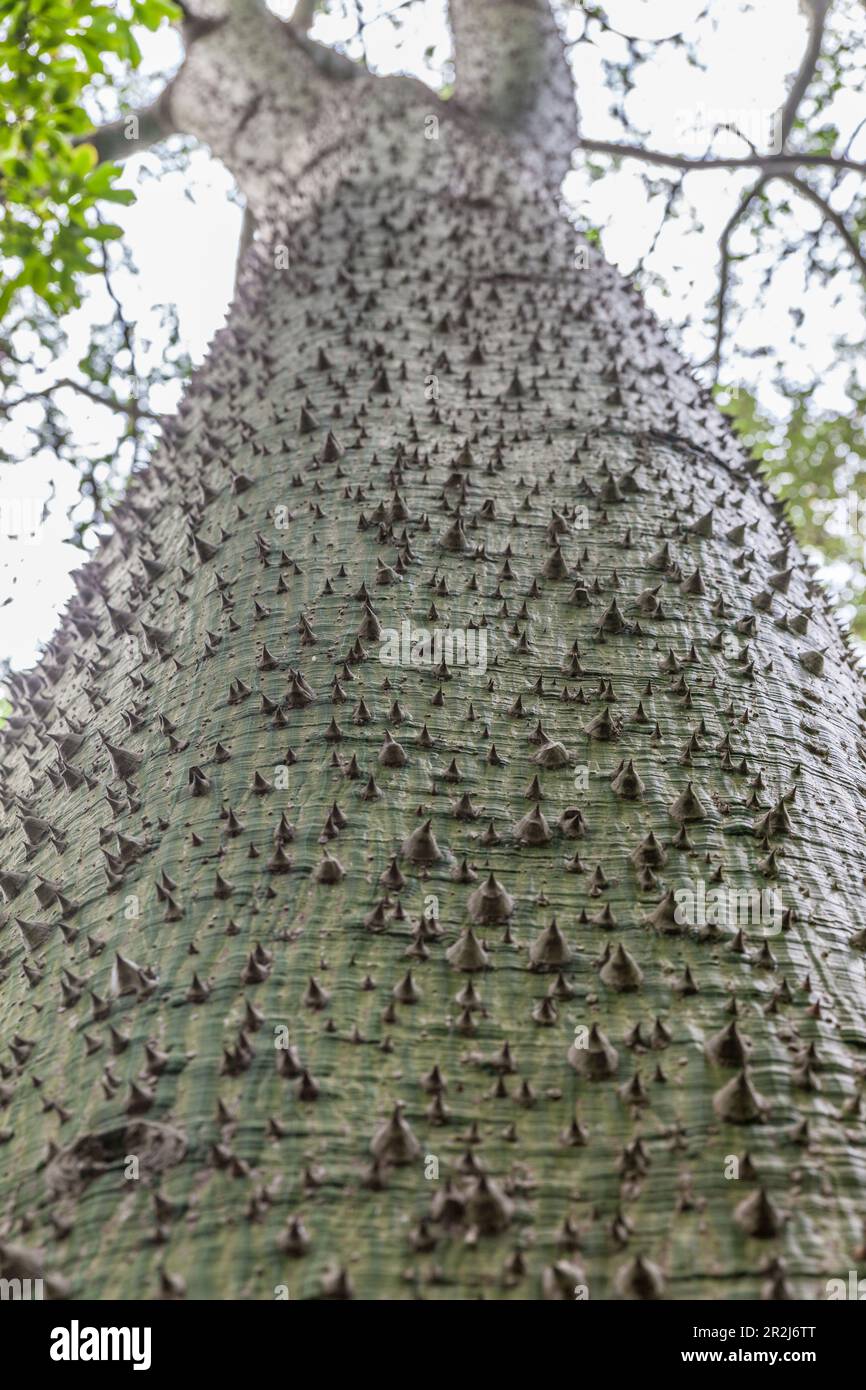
281;16;360;81
636;173;685;274
575;137;865;176
449;0;577;183
700;164;865;382
289;0;319;31
6;377;158;420
777;0;832;150
351;0;369;69
232;203;257;299
781;173;866;279
77;90;177;164
842;115;866;158
701;175;769;375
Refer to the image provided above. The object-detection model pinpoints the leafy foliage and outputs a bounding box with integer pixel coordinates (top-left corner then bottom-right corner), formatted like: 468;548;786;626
1;0;865;638
0;0;179;317
0;0;183;543
720;383;866;638
557;0;866;639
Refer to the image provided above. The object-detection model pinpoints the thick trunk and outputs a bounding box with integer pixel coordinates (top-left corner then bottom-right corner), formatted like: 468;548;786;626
1;5;866;1302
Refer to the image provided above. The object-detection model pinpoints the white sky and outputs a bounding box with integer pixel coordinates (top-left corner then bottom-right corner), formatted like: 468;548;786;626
2;0;862;671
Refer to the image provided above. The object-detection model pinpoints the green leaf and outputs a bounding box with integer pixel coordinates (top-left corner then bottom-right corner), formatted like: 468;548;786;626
89;222;123;240
98;185;135;206
71;141;98;176
0;0;176;320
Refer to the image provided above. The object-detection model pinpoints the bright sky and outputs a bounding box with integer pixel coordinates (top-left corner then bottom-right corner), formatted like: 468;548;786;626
2;0;861;671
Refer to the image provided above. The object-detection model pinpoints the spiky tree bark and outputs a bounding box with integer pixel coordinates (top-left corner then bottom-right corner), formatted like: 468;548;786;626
2;0;866;1302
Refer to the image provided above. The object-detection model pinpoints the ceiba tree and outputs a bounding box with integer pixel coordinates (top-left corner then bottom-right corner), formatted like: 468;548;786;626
1;0;865;1302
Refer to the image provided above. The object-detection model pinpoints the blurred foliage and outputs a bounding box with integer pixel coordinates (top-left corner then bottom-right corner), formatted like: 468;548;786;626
558;0;866;640
0;257;192;543
0;0;179;317
0;0;183;541
1;0;865;639
720;382;866;638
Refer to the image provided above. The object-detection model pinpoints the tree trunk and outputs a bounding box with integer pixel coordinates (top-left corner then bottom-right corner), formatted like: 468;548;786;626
2;0;865;1302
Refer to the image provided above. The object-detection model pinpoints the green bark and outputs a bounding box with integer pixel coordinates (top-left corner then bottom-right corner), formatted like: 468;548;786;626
1;3;866;1303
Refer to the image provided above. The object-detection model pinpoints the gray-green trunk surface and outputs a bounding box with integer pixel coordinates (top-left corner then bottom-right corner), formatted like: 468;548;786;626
1;31;865;1300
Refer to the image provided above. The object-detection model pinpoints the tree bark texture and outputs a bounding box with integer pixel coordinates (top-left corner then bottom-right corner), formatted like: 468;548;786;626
1;0;865;1301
